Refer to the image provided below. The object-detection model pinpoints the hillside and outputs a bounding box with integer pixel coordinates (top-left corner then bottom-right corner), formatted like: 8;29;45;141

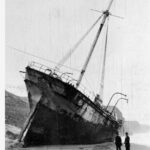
5;90;30;128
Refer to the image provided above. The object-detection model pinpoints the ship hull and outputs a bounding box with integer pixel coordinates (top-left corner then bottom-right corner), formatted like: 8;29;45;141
23;103;115;146
19;66;119;146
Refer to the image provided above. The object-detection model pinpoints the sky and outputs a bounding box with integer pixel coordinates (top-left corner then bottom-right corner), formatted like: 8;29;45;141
5;0;150;125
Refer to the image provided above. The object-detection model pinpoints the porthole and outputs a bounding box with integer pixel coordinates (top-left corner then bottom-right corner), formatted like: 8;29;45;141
78;99;83;106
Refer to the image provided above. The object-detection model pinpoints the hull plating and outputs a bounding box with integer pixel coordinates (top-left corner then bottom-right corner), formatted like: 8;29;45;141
23;103;115;146
19;67;120;146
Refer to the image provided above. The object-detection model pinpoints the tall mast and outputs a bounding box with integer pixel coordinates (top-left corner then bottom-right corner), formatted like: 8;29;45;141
76;0;114;88
99;18;109;99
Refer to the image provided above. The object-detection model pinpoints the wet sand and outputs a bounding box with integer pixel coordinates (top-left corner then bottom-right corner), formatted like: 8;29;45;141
6;140;150;150
5;125;150;150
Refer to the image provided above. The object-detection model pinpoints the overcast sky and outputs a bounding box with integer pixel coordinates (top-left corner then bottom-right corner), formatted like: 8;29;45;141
5;0;150;125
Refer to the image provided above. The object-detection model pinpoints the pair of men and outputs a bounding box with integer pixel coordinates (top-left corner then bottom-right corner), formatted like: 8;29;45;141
115;132;130;150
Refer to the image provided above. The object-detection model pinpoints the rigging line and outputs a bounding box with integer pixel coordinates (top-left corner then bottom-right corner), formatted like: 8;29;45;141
6;45;80;72
55;14;103;70
120;54;123;94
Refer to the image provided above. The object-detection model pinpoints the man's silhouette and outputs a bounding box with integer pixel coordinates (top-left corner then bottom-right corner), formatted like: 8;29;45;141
124;132;130;150
115;132;122;150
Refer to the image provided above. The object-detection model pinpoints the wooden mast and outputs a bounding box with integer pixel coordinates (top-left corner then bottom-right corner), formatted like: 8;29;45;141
99;18;109;100
76;0;114;88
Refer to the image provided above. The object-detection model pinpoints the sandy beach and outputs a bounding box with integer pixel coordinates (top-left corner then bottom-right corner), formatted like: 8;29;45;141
6;140;150;150
5;124;150;150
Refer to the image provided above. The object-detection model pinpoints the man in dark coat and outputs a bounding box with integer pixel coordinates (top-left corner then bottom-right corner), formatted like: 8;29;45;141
115;132;122;150
124;132;130;150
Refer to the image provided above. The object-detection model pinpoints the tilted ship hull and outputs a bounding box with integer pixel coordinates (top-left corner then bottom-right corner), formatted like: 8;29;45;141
18;0;123;146
18;62;121;146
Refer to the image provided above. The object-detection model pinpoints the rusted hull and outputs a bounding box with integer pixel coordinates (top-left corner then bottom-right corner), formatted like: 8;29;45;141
23;103;115;146
19;66;119;146
24;105;115;146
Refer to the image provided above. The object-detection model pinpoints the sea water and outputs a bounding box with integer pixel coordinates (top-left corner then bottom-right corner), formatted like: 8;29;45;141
122;131;150;147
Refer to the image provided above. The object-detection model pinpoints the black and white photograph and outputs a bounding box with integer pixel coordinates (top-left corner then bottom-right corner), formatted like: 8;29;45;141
4;0;150;149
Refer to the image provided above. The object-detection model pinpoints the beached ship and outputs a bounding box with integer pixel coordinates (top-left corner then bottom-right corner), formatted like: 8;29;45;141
18;0;123;146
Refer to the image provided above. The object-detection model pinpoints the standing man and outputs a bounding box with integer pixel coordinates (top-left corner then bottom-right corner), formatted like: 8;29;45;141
115;132;122;150
124;132;130;150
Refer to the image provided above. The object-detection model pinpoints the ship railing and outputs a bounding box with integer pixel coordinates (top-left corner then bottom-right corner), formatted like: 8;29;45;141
28;62;96;100
29;62;76;82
